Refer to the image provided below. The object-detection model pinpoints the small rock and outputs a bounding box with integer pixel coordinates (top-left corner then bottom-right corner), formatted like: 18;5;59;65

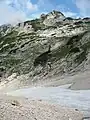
11;100;20;106
75;109;79;111
82;117;90;120
69;118;72;120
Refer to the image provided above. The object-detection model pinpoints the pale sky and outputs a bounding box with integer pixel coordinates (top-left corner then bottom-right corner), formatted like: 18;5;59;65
0;0;90;25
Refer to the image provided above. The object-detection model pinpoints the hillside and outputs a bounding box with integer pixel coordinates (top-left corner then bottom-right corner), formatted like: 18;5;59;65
0;10;90;89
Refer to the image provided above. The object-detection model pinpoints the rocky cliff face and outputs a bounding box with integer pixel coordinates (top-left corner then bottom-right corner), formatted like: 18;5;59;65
0;10;90;87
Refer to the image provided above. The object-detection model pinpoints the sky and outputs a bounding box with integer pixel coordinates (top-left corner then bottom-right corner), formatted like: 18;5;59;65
0;0;90;25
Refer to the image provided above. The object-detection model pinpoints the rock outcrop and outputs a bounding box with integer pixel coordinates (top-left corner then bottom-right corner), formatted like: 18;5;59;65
0;10;90;88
